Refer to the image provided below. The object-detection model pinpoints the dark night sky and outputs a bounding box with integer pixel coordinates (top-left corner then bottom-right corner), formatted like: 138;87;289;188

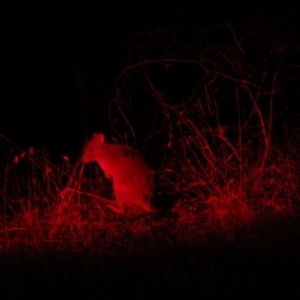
1;1;299;159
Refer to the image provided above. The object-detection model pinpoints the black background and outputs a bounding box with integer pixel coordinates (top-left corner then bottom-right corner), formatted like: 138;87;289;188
1;1;299;159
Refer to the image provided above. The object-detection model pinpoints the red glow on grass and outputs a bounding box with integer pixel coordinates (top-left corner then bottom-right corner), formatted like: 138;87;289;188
1;22;300;256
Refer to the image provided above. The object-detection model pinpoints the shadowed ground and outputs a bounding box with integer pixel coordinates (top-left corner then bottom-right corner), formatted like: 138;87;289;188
1;241;300;299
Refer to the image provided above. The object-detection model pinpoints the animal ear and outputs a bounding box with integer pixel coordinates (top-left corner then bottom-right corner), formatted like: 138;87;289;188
98;133;105;145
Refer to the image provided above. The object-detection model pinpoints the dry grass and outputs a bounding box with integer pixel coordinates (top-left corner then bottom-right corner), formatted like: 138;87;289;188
0;133;299;257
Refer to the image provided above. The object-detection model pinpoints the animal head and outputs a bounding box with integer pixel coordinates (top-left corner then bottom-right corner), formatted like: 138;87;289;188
81;133;107;163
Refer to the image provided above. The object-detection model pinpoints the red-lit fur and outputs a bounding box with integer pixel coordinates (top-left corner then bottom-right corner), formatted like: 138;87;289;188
82;133;154;213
